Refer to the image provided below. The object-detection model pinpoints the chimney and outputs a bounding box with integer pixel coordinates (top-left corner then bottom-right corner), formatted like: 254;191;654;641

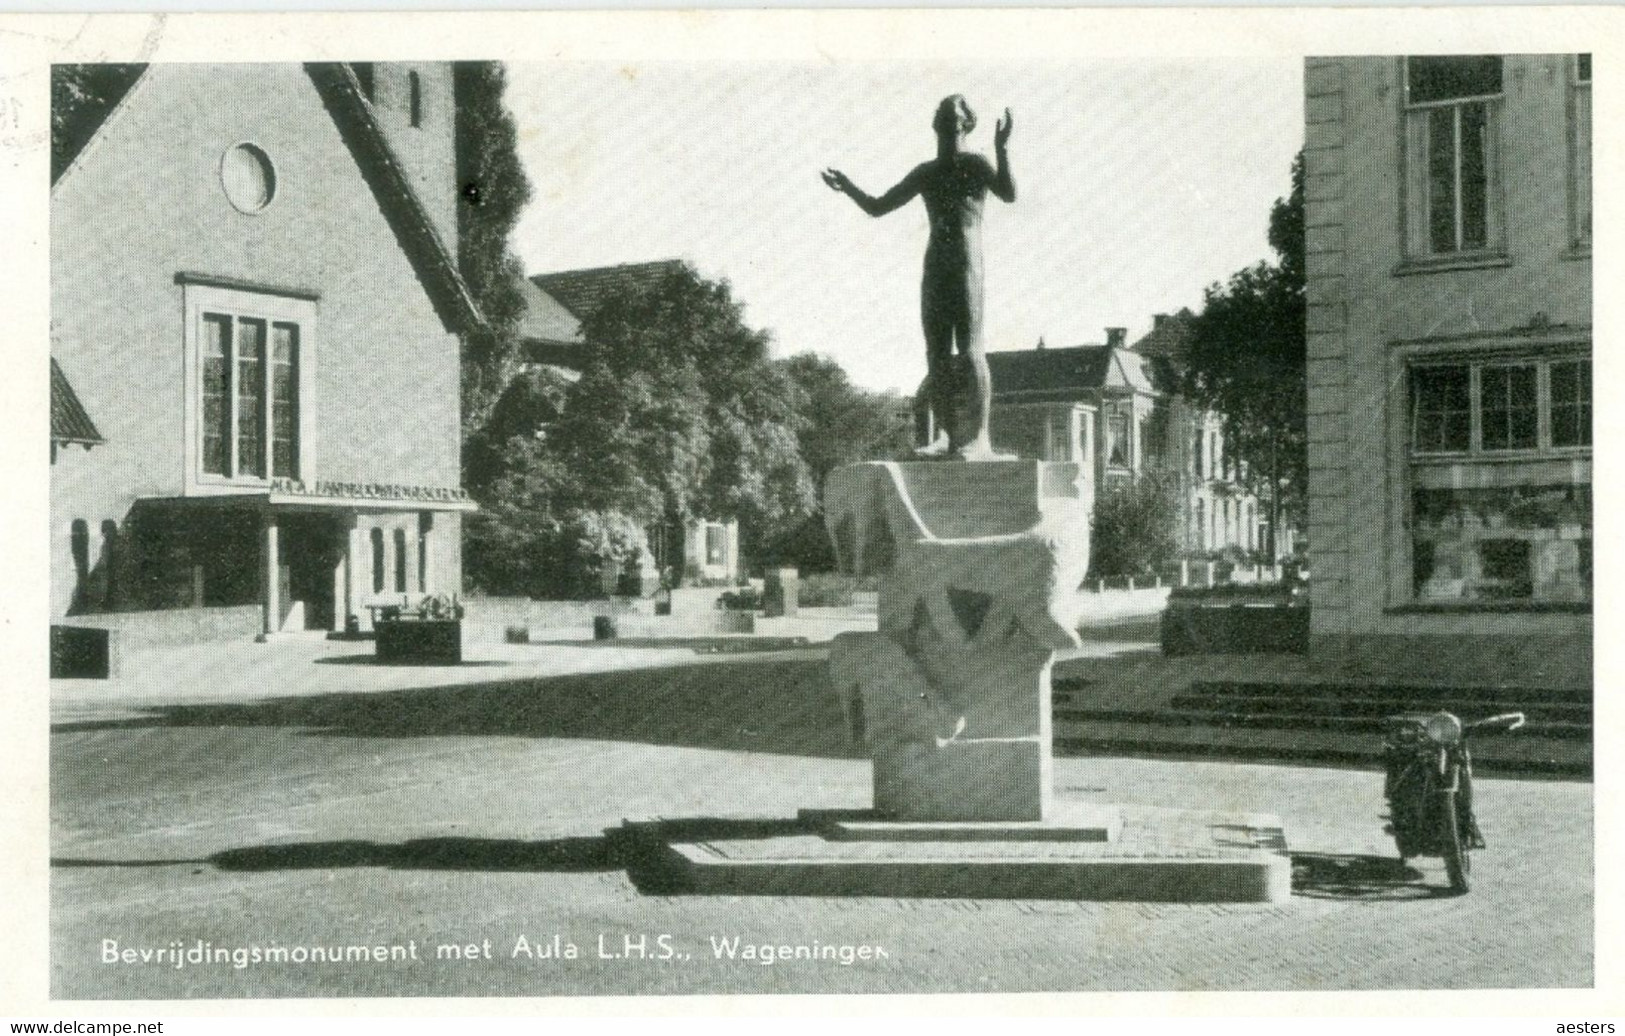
1036;336;1047;351
1106;327;1127;349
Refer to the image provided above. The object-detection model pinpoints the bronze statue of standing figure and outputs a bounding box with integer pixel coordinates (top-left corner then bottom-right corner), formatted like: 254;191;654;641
823;94;1016;460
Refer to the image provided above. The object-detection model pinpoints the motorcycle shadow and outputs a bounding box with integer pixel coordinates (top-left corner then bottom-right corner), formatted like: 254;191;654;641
1291;852;1452;900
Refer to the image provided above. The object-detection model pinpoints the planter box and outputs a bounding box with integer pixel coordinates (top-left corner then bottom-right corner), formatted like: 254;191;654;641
51;624;117;678
1161;589;1309;656
375;619;463;664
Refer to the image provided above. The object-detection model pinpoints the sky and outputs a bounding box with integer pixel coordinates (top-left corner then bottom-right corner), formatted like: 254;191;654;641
506;59;1304;394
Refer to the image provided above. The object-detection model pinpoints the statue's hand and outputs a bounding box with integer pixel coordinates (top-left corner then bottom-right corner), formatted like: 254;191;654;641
821;168;853;194
995;108;1013;148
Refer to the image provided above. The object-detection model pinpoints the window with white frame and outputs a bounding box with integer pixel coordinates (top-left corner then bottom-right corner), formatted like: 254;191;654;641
1407;352;1590;604
200;312;301;480
705;524;727;567
1106;410;1130;468
1403;56;1504;257
1045;409;1073;462
1572;54;1592;249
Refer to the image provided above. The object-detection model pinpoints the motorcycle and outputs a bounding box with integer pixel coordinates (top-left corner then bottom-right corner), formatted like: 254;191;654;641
1382;709;1525;893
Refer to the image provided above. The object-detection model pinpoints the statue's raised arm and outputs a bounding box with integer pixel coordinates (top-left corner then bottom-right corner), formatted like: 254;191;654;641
821;166;924;218
990;108;1015;203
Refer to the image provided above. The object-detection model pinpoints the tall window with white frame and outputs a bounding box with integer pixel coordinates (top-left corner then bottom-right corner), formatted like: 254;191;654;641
1106;409;1130;468
1408;353;1590;605
201;311;300;481
1571;53;1592;250
1403;55;1503;258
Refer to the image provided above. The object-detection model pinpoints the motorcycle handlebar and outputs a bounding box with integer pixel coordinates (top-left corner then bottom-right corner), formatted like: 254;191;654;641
1467;712;1526;732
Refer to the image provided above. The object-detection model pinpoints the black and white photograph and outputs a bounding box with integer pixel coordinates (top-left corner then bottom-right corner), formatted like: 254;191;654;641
4;6;1611;1013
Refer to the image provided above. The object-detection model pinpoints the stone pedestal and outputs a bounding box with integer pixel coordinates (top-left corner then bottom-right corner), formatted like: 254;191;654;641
619;460;1293;903
825;461;1089;823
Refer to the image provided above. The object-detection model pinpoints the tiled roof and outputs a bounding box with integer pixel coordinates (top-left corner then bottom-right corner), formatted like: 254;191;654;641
513;272;582;346
988;343;1160;401
51;358;104;446
530;260;688;323
988;345;1114;396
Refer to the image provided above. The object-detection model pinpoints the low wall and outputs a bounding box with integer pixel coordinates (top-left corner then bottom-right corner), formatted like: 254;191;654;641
462;595;650;628
58;605;263;648
1074;587;1171;625
462;595;753;640
1311;632;1593;691
596;611;756;637
666;586;729;616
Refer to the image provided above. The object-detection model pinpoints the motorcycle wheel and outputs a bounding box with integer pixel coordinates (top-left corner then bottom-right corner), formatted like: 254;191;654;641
1441;786;1471;894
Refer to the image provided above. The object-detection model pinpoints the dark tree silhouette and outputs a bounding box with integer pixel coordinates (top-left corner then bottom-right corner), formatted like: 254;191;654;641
1183;151;1307;547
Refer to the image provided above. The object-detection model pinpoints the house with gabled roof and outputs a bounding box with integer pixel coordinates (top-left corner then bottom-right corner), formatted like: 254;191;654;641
51;62;480;638
986;316;1272;560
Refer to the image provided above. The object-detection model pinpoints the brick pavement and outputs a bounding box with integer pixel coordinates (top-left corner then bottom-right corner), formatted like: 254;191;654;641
50;633;1592;998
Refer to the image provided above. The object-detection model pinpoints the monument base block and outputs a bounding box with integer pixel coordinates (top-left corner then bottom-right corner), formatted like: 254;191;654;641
619;798;1291;903
816;798;1121;842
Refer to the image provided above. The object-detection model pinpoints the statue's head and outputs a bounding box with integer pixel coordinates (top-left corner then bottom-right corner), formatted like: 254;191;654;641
932;94;976;140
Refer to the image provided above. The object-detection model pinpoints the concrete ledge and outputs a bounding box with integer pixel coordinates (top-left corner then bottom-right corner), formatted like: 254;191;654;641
622;802;1290;903
608;612;756;637
55;605;262;648
810;800;1121;843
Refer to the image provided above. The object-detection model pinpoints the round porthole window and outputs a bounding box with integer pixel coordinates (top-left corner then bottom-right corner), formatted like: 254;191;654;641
221;143;276;213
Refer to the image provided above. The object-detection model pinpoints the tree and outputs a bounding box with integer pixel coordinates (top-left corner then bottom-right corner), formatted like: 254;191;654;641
551;265;815;533
1183;151;1306;552
454;62;534;439
1089;473;1180;580
762;353;916;570
778;353;917;487
462;435;647;598
462;363;574;492
51;65;145;182
465;264;817;594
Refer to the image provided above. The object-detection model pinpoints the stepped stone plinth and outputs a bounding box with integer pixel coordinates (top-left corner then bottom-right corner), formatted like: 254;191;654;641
621;460;1292;902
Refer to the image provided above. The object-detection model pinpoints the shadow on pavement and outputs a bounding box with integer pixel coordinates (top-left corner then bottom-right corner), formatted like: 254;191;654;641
53;836;623;874
51;657;864;759
51;820;812;890
314;657;513;668
522;637;814;654
1290;851;1449;900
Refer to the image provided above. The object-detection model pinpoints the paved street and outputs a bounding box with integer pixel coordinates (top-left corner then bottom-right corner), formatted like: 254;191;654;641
51;631;1592;998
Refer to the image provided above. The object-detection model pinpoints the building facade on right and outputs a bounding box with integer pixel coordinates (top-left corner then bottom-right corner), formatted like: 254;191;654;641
1304;55;1591;686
